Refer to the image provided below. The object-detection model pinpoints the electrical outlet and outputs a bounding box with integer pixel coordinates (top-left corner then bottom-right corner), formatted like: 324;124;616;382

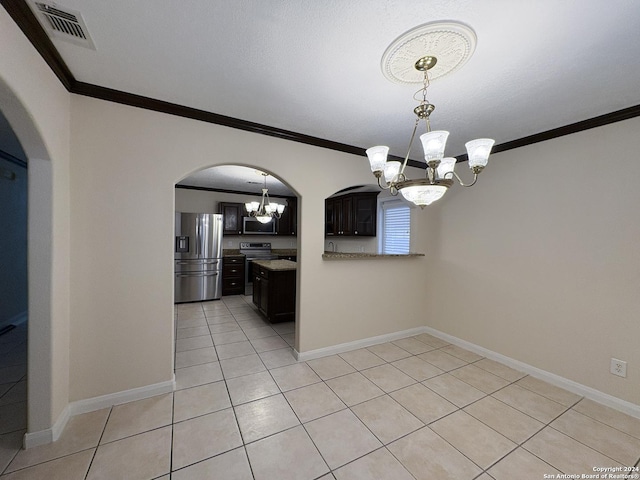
610;358;627;378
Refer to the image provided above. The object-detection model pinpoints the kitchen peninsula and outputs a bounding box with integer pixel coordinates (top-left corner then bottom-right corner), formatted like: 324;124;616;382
252;259;296;323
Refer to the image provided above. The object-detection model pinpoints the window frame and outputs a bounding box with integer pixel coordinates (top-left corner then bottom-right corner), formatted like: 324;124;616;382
377;197;411;254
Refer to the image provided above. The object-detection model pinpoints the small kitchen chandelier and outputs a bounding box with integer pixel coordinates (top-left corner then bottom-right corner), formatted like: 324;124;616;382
366;22;494;208
245;172;285;223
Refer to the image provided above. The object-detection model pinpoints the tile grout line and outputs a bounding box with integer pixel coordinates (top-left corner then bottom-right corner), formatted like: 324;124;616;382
226;297;271;480
168;390;175;478
173;297;640;478
82;404;113;480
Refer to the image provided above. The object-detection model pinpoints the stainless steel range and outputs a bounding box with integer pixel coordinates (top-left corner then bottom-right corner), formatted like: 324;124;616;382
240;242;279;296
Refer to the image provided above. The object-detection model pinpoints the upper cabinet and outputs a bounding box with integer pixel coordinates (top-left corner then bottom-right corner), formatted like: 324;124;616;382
276;197;297;236
218;198;297;236
219;202;244;235
325;191;379;237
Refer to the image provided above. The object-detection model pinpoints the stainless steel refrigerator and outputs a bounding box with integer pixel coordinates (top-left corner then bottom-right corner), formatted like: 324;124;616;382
174;213;223;303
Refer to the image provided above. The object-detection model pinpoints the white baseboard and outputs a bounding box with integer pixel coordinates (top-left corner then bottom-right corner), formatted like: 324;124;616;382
68;377;176;417
295;326;426;362
296;325;640;420
23;376;176;449
421;326;640;420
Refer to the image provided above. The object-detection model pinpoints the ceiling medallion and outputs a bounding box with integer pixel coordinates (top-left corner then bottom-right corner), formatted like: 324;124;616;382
381;21;477;84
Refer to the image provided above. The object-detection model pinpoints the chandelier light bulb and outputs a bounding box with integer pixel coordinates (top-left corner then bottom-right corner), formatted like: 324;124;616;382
366;146;389;173
419;131;449;162
437;157;456;179
384;161;401;183
465;138;495;168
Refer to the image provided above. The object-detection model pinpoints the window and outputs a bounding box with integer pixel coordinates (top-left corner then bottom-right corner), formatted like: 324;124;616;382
379;199;410;254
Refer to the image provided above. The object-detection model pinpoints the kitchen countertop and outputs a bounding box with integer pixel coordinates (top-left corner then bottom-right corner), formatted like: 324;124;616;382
222;250;245;257
322;252;425;260
252;259;297;271
272;249;297;256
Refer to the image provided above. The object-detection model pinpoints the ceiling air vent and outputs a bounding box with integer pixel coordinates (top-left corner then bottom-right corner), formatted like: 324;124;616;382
33;2;96;49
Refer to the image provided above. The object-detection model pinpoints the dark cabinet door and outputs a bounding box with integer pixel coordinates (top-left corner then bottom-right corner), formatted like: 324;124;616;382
325;198;337;236
259;275;269;313
276;197;297;236
338;196;354;235
326;196;353;236
219;202;244;235
253;271;269;315
252;273;261;307
353;193;378;236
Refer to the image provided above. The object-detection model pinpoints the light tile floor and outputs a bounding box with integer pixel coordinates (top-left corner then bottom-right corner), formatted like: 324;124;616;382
0;322;27;475
2;296;640;479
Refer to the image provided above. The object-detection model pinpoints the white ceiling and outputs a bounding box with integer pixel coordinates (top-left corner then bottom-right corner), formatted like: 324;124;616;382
26;1;640;191
177;165;293;196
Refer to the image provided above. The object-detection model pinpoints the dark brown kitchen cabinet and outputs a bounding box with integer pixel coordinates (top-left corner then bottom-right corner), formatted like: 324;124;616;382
325;191;378;237
275;197;297;236
222;256;245;296
325;195;353;236
252;266;296;323
218;202;244;235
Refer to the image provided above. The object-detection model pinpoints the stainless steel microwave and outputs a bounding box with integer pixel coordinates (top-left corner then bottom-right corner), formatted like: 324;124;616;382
242;216;277;235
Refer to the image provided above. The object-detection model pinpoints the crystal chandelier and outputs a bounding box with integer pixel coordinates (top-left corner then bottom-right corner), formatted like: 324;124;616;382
366;23;495;208
245;173;285;223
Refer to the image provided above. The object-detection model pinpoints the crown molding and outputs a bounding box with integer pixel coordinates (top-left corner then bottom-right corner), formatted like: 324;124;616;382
1;0;75;90
175;184;295;199
4;0;640;167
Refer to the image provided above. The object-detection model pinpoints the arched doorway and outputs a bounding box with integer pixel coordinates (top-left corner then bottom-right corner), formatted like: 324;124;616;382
173;164;300;383
0;78;59;447
0;110;28;451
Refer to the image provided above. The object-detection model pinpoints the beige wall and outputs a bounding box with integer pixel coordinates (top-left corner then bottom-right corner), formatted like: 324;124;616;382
426;117;640;405
0;9;71;431
69;95;430;401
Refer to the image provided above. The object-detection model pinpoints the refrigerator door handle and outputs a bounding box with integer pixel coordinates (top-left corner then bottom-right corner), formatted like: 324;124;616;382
176;272;219;278
176;260;219;265
195;216;201;257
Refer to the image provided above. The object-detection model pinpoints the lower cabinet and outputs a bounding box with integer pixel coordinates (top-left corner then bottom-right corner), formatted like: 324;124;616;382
222;256;245;296
252;266;296;323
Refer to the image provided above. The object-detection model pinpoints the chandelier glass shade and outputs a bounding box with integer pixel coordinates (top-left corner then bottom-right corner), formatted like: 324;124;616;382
245;173;285;223
366;50;495;208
